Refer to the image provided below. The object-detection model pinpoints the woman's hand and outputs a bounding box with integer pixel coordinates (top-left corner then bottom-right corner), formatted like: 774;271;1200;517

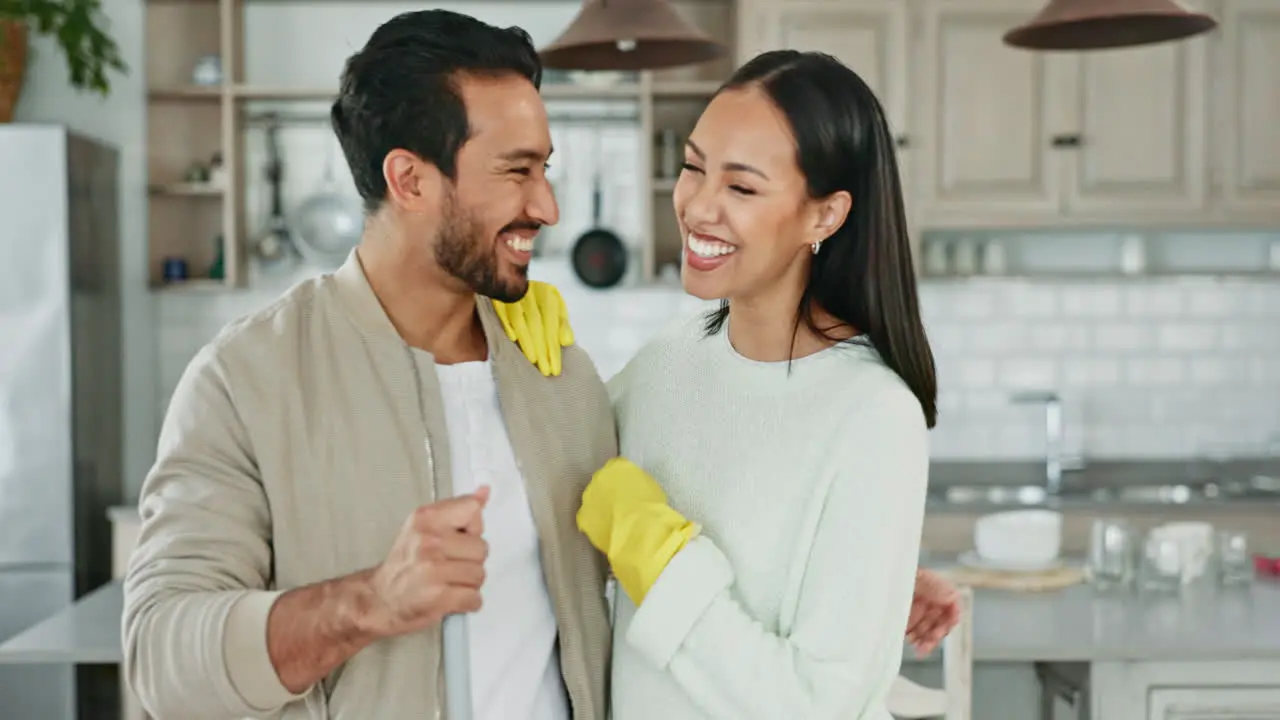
577;458;699;605
905;568;962;656
491;280;575;377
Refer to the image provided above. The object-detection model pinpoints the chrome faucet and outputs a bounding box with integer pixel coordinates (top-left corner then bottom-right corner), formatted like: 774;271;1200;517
1010;390;1066;494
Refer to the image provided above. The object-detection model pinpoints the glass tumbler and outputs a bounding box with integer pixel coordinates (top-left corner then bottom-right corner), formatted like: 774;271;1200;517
1218;530;1253;585
1088;518;1136;590
1139;532;1183;593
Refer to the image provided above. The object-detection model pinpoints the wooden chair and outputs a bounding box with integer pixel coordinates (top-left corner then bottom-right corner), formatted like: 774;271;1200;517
887;585;974;720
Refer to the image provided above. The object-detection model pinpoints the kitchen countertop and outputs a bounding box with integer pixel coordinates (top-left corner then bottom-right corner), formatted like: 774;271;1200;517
5;573;1280;666
913;561;1280;663
0;581;122;664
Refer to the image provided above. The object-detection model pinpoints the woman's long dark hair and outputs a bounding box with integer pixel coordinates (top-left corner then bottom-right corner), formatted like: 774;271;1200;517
703;49;938;428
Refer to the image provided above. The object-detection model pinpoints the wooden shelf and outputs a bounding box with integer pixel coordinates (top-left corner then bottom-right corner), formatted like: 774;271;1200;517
148;182;225;197
151;278;231;292
148;86;222;101
542;83;642;99
144;0;241;289
222;83;648;102
652;80;721;97
141;0;735;290
231;85;334;101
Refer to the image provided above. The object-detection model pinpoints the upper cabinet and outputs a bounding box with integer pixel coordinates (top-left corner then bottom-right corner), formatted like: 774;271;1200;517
1061;10;1210;219
736;0;1280;231
914;0;1069;225
914;0;1213;227
739;0;920;226
741;0;910;138
1216;0;1280;218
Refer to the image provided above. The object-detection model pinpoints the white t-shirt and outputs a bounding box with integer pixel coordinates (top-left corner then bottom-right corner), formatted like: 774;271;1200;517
435;360;570;720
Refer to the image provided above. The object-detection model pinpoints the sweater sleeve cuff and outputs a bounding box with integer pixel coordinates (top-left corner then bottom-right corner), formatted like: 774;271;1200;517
625;535;733;669
223;590;310;711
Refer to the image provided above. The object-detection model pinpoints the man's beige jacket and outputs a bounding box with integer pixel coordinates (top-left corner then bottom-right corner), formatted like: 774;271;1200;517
122;252;616;719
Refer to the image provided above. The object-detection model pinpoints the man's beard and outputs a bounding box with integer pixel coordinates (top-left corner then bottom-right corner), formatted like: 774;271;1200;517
433;193;530;303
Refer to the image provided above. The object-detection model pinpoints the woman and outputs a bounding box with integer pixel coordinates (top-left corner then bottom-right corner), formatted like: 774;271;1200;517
496;50;946;719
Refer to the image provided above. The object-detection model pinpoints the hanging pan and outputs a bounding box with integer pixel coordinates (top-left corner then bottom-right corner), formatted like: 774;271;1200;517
292;139;364;267
571;125;628;288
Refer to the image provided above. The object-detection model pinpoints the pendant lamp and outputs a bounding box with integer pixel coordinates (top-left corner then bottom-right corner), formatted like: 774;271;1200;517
1004;0;1217;51
540;0;727;71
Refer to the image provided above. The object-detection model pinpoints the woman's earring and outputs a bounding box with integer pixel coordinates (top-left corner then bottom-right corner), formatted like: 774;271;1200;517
812;240;823;255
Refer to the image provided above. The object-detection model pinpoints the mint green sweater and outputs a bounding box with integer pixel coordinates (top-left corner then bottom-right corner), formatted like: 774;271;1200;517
606;315;930;720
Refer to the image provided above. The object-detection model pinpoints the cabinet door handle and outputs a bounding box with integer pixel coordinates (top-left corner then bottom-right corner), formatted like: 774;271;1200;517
1051;134;1083;149
895;134;910;149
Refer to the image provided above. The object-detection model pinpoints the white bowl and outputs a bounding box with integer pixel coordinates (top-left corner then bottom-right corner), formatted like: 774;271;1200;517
974;509;1063;568
1149;521;1214;581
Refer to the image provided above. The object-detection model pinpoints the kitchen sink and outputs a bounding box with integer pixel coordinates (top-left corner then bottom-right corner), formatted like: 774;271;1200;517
1108;483;1209;503
932;484;1051;505
929;475;1280;506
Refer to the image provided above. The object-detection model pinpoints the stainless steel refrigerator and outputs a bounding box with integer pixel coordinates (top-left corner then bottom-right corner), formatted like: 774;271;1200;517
0;125;125;719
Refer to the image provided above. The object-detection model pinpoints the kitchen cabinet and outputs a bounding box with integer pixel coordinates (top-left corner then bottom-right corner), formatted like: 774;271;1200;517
739;0;910;146
1037;662;1089;720
1059;20;1210;219
1148;688;1280;719
1093;662;1280;720
913;0;1068;226
734;0;1279;234
738;0;916;228
914;0;1212;227
1215;0;1280;219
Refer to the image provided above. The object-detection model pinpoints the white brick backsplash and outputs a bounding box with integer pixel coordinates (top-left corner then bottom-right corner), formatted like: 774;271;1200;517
1092;322;1154;352
1221;324;1280;350
152;273;1280;462
1186;287;1238;317
1125;357;1185;385
937;390;964;415
965;322;1026;352
924;323;965;356
1124;286;1183;317
1062;357;1121;387
1157;323;1219;351
1061;287;1121;316
951;288;996;319
961;391;1008;414
952;358;997;388
999;358;1058;390
1086;391;1155;422
1028;323;1089;351
1186;357;1238;384
1001;283;1058;318
1250;356;1273;384
1253;285;1280;315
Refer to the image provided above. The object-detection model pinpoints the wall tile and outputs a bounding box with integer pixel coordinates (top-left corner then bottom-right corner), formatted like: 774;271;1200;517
154;271;1280;462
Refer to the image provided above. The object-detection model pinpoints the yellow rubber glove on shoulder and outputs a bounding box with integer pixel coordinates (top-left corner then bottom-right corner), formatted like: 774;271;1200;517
577;458;700;606
491;280;575;377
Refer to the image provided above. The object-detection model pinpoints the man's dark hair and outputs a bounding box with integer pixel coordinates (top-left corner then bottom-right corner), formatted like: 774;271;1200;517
331;10;543;212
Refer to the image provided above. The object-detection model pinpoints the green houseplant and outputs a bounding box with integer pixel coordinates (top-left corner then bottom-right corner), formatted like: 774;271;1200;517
0;0;127;122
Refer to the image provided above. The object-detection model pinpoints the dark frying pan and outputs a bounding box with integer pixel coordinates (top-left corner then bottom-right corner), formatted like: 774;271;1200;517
571;167;628;288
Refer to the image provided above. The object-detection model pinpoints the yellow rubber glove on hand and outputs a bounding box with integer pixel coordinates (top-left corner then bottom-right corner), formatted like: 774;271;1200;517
491;280;575;377
577;458;700;606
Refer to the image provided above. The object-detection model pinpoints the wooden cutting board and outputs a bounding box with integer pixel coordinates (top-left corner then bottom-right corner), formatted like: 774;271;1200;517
938;564;1086;592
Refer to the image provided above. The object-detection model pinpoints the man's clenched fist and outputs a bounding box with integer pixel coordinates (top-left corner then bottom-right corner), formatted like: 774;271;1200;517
364;486;490;638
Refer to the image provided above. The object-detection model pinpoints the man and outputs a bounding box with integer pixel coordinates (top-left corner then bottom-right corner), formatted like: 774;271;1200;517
122;10;958;720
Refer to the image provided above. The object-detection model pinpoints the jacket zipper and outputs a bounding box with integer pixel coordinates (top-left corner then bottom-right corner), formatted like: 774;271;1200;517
405;347;446;720
425;435;445;720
